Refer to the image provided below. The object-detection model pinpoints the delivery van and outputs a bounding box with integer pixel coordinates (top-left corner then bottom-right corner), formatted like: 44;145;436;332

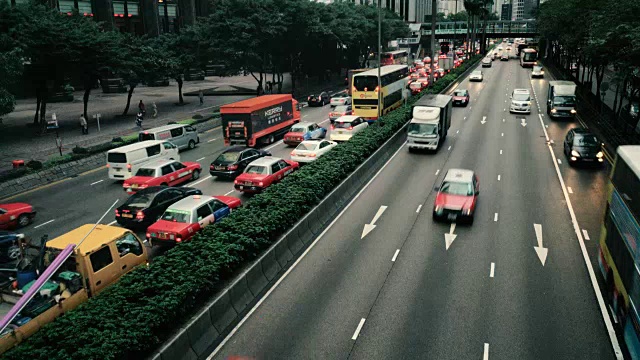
138;124;199;150
107;140;179;180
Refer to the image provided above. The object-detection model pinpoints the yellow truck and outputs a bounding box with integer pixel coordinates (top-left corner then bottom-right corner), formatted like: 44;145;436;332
0;224;148;354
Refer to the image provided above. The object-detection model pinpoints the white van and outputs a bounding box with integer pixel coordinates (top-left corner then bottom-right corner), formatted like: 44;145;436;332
138;124;199;150
107;140;180;180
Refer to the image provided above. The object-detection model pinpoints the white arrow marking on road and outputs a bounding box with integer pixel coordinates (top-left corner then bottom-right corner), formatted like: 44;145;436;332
521;118;527;127
361;205;387;239
481;116;487;124
502;118;505;122
483;343;490;360
534;223;549;266
583;229;590;240
445;222;457;250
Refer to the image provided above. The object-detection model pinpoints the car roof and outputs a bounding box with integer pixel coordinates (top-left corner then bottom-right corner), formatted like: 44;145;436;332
168;195;216;212
139;159;177;169
571;128;595;136
333;93;348;97
513;89;530;94
335;115;360;122
248;156;282;166
223;146;248;153
47;224;132;254
443;168;475;183
292;122;315;128
130;185;169;195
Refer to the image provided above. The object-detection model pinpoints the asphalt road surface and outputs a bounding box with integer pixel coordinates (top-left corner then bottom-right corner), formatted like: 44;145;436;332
207;46;619;360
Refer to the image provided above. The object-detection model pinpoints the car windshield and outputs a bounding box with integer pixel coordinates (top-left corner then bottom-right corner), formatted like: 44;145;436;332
454;90;467;97
334;121;354;129
472;71;482;76
135;168;156;177
245;165;268;174
533;66;543;71
513;93;530;101
215;151;240;164
296;142;318;151
408;123;437;136
290;126;307;133
124;193;154;208
334;105;349;113
553;96;576;106
441;181;474;196
574;134;599;146
161;209;190;223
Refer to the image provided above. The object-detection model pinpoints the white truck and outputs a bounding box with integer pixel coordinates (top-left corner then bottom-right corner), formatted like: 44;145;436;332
407;94;452;152
547;81;577;119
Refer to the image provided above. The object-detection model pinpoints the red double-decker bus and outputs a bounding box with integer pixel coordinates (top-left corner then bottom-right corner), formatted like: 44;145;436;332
381;50;409;66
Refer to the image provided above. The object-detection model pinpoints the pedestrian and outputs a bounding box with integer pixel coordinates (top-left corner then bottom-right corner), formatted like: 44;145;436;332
199;90;204;106
138;100;146;115
152;102;158;118
79;114;88;135
136;112;144;130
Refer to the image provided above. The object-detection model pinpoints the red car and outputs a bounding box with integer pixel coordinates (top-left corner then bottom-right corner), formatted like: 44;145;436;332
409;80;428;95
452;89;470;107
123;160;202;194
234;156;299;194
283;122;327;146
147;195;241;246
0;203;36;229
433;169;479;224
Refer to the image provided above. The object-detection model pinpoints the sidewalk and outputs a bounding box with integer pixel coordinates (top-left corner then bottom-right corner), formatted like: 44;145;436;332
0;72;344;172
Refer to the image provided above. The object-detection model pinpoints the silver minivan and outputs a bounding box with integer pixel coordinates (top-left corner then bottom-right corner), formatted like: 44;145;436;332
139;124;199;150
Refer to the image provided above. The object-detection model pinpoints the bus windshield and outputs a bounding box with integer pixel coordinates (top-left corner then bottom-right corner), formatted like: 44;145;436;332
353;75;378;91
523;52;537;62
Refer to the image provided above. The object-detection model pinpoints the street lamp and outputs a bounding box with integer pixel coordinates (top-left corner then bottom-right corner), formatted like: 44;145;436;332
377;0;382;120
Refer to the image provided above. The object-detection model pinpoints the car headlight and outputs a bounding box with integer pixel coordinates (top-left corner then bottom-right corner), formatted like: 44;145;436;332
526;102;531;106
435;206;443;214
551;108;557;113
571;150;580;157
463;208;471;215
596;151;604;158
570;109;577;114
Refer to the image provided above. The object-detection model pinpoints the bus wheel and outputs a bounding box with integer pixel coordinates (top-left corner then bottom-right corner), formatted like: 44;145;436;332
269;135;275;144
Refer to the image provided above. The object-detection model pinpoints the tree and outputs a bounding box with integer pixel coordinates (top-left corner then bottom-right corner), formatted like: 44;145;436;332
155;28;202;104
0;49;22;119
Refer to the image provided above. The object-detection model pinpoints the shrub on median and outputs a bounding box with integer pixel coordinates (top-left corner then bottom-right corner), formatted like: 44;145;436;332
3;54;482;360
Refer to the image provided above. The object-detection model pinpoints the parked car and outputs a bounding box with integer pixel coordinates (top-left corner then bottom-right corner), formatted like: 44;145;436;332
122;160;202;194
209;146;271;179
330;93;351;107
433;168;479;224
234;157;299;193
0;231;23;264
330;115;369;142
469;70;484;82
329;104;353;124
146;195;242;246
452;89;470;106
563;128;604;165
115;186;202;229
283;122;327;146
307;92;330;106
0;203;36;229
290;140;338;163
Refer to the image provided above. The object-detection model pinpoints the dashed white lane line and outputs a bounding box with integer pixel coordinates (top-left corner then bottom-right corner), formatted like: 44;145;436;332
190;175;212;186
494;213;499;222
303;114;308;118
352;318;366;340
558;159;562;165
448;146;452;151
34;219;55;229
490;263;495;278
502;118;505;122
497;174;501;181
568;187;573;194
435;169;440;176
499;149;503;155
196;157;206;162
319;118;330;125
483;343;490;360
456;130;459;134
265;139;284;150
416;205;422;213
392;249;400;262
501;132;504;136
224;189;235;196
583;229;590;240
90;179;103;186
108;220;117;225
207;138;218;143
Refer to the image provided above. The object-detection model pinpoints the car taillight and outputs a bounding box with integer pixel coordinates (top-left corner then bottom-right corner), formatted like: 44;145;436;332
210;165;215;170
318;96;322;101
127;164;132;172
146;232;150;239
348;126;353;130
228;164;238;170
291;151;297;156
309;153;317;157
136;211;144;220
176;237;182;243
106;164;110;168
115;209;120;217
259;182;264;186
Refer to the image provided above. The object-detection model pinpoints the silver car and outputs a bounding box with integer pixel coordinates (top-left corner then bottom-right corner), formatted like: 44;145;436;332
330;93;351;107
532;65;544;78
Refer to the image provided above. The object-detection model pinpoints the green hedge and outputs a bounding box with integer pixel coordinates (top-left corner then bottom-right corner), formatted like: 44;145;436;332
4;55;482;360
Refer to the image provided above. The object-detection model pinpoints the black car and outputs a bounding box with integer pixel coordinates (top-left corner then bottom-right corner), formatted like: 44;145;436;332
115;186;202;229
307;92;330;107
563;128;604;165
0;231;22;265
209;146;271;179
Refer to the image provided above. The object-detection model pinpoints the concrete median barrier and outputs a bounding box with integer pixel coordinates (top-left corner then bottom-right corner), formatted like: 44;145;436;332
158;327;198;360
275;238;294;267
295;217;314;245
186;307;220;357
260;249;281;281
286;230;305;256
245;263;269;297
228;276;254;314
209;292;238;334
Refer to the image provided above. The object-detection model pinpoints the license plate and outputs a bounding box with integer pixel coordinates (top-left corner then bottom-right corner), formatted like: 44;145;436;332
447;214;457;221
132;184;138;188
215;166;225;170
244;181;252;186
583;158;594;162
338;131;343;134
122;214;133;218
159;233;167;239
298;154;306;157
115;168;121;172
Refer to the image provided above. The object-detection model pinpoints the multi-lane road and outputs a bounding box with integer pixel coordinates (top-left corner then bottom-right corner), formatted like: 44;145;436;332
207;47;619;359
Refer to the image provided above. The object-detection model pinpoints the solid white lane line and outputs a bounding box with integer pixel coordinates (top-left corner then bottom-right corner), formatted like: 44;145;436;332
352;318;366;340
196;157;206;162
34;219;55;229
207;138;218;143
90;179;103;186
497;175;501;181
558;159;562;164
190;175;212;186
265;139;284;150
583;229;590;240
208;141;408;358
494;213;498;222
490;263;495;278
448;146;452;151
484;343;490;360
416;205;422;213
392;249;400;262
537;114;623;359
224;189;235;196
108;220;117;225
435;169;440;176
568;187;573;194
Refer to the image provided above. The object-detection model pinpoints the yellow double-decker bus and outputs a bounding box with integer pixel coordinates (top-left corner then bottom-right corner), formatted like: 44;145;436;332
351;65;409;122
598;145;640;358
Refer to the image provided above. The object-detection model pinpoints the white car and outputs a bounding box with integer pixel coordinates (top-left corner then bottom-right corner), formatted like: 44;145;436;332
469;70;483;82
330;93;351;107
510;89;532;114
481;57;492;67
290;140;338;163
532;65;544;78
330;115;368;142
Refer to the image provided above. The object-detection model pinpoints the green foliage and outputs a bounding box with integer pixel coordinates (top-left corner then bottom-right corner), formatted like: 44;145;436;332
26;160;43;170
3;55;482;360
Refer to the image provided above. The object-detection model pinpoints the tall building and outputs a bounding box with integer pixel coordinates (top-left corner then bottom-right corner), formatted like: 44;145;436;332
436;0;465;16
501;2;512;20
378;0;429;23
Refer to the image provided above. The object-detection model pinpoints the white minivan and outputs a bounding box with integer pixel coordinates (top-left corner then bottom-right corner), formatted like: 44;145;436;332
330;115;368;142
138;124;199;150
107;140;180;180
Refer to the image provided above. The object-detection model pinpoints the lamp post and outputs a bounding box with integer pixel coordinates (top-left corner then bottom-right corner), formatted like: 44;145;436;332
377;0;382;120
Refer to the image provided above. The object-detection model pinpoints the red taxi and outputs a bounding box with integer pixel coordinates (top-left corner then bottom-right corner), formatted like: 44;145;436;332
234;157;299;194
433;169;479;224
0;203;36;229
123;160;202;194
283;122;327;146
452;89;470;107
409;78;429;94
147;195;241;245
